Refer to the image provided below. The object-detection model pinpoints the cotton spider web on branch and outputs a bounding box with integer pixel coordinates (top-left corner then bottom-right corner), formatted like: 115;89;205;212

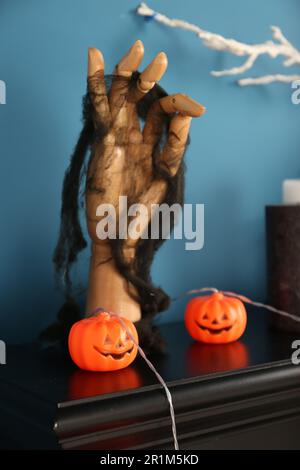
137;2;300;86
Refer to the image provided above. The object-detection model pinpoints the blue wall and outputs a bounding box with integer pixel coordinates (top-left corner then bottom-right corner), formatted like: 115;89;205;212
1;0;300;342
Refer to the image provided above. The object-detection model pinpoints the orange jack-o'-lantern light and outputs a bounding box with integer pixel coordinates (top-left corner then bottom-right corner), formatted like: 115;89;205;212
185;292;247;344
68;312;138;371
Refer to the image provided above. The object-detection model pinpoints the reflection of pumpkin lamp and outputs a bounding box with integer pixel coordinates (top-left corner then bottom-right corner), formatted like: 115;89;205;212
185;293;247;344
68;312;138;371
69;367;141;399
187;341;249;375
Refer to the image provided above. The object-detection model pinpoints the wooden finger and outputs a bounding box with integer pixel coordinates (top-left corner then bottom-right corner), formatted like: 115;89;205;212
125;179;168;248
88;48;110;125
142;101;166;146
160;94;206;117
143;93;205;149
159;114;192;176
109;40;144;127
129;52;168;103
116;39;144;77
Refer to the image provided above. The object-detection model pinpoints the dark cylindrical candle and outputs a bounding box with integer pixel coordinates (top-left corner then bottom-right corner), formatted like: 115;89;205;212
266;205;300;333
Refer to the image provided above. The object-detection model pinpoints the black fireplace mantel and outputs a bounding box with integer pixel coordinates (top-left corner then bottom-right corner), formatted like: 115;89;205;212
0;306;300;450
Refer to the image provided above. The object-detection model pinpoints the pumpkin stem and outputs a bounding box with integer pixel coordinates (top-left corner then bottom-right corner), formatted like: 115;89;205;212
212;292;224;300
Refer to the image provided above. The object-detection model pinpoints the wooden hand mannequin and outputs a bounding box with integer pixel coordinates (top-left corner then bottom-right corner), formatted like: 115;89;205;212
85;40;205;323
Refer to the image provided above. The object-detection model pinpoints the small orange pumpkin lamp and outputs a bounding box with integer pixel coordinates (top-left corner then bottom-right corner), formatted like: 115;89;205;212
184;292;247;344
68;312;138;371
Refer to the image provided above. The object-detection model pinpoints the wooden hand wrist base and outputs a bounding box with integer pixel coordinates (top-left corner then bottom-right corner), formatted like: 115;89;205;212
86;244;141;322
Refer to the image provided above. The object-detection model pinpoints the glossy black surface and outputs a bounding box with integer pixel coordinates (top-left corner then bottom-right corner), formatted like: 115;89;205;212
0;306;297;403
1;305;300;450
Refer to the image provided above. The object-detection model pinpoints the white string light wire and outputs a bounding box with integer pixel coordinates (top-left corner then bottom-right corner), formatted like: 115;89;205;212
89;287;300;450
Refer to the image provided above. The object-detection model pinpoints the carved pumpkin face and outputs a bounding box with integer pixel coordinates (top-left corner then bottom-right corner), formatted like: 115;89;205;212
68;312;138;371
184;293;247;344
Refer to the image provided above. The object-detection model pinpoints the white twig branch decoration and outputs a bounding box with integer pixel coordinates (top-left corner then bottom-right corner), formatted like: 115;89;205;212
137;2;300;86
